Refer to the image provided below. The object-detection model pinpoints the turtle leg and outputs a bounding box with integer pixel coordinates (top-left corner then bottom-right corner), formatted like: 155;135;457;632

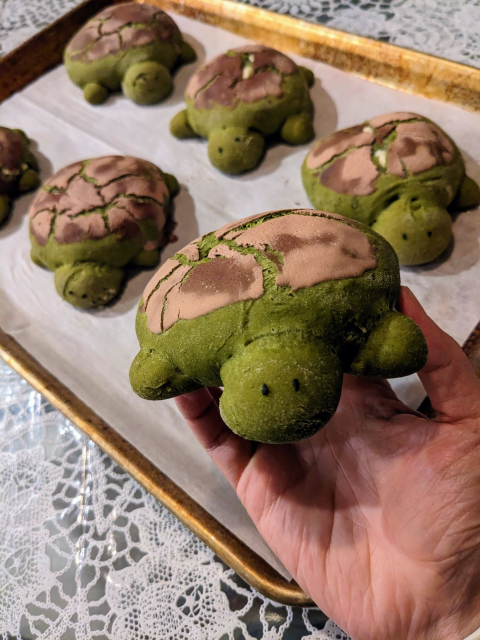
349;311;428;379
178;40;197;65
132;249;160;268
450;174;480;211
163;173;179;197
372;195;452;265
18;169;40;193
208;127;265;175
54;262;124;309
170;110;198;139
280;112;315;145
130;348;202;400
122;61;172;105
0;195;11;226
298;65;315;87
30;248;45;268
83;83;109;105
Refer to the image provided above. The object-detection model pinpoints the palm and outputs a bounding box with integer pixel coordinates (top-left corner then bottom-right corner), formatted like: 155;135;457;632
176;289;480;640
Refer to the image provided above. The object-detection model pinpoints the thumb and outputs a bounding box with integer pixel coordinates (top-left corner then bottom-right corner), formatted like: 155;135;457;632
399;286;480;422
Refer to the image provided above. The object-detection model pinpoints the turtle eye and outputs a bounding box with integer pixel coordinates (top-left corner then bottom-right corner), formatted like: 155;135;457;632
292;378;300;392
261;384;269;396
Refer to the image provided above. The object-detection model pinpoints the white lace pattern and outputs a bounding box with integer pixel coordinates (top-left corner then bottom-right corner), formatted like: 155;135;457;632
2;0;480;69
0;361;349;639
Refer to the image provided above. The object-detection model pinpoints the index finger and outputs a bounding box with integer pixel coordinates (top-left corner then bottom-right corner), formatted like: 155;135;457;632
175;388;254;488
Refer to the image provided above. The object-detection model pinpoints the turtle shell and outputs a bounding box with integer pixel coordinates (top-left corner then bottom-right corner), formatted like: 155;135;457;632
0;127;28;193
141;209;378;334
29;156;170;249
305;112;455;197
65;3;182;64
185;45;300;110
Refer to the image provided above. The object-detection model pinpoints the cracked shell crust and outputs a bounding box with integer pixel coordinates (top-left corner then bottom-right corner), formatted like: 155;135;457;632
134;208;399;367
183;45;313;138
29;156;173;268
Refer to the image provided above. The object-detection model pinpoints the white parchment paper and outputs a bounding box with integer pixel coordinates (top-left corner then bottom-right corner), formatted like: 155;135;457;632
1;14;479;579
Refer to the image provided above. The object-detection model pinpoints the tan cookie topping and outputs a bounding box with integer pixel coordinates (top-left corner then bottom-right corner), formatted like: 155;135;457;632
144;210;376;334
66;3;181;63
306;113;455;196
29;156;169;247
186;45;298;109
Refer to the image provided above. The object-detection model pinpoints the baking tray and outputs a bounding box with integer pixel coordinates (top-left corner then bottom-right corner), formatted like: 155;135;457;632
1;0;479;606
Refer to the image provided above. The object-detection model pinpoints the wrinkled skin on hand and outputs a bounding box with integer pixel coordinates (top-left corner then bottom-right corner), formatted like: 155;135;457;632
170;45;315;174
64;3;196;105
175;287;480;640
302;112;480;265
0;126;40;226
29;156;178;309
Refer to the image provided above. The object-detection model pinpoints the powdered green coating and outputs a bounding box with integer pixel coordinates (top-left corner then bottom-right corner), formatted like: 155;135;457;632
0;127;40;226
29;156;177;309
130;209;427;444
170;45;315;174
64;3;196;106
302;113;480;265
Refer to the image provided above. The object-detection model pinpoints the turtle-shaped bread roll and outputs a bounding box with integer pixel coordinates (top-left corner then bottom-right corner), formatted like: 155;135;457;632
29;156;178;309
302;112;480;266
130;209;427;444
64;3;196;105
0;127;40;225
170;45;315;174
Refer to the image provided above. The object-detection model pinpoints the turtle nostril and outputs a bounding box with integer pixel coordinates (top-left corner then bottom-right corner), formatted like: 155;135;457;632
427;231;432;237
292;378;300;392
402;233;408;240
218;148;223;154
261;384;268;396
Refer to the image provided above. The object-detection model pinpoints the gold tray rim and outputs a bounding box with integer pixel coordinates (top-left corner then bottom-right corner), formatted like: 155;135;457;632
1;0;480;607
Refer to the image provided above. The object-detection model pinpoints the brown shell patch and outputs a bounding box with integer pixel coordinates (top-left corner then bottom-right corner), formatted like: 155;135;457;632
143;209;375;334
232;214;376;291
66;3;181;63
186;45;298;109
308;113;455;194
387;121;454;175
29;156;169;248
161;252;263;332
306;125;375;170
0;127;25;173
320;147;379;196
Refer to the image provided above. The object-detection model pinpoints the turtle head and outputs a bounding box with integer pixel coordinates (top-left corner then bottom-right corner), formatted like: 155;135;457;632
54;262;124;309
372;194;452;266
219;339;342;444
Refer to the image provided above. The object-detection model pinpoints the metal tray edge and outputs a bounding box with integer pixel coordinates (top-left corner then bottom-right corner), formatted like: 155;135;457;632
1;0;480;606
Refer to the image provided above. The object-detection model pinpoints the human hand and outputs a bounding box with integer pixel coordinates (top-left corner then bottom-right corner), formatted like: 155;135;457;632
175;287;480;640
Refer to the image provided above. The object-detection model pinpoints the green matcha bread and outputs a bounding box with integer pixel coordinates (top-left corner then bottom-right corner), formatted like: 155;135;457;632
29;156;179;309
170;45;315;174
0;126;40;225
130;208;428;444
302;112;480;266
64;3;196;105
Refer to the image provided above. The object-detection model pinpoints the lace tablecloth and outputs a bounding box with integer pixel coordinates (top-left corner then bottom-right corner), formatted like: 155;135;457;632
0;0;477;638
1;0;480;67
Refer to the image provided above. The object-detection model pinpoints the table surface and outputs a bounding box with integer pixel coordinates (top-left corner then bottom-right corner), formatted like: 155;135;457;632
0;0;477;638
